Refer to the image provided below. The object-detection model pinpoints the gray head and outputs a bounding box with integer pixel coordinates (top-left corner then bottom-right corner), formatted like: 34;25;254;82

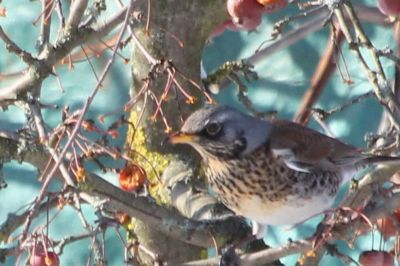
169;105;272;159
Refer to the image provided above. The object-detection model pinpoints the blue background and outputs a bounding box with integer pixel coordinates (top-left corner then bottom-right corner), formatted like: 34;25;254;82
0;0;396;265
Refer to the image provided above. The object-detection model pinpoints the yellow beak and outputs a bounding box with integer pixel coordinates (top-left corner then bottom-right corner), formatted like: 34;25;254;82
168;131;199;144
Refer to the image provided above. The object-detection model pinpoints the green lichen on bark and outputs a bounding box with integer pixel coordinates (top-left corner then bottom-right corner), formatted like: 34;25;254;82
126;0;229;263
126;111;172;204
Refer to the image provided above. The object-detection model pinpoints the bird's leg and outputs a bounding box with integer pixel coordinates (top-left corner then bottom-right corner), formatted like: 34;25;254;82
311;217;333;249
220;222;267;266
228;221;267;249
310;209;345;249
220;235;257;266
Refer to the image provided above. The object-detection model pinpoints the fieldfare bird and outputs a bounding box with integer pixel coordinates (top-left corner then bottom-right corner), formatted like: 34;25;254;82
169;105;398;238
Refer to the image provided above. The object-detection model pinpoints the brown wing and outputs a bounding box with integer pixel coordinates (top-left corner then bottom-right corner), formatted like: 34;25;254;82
270;120;364;171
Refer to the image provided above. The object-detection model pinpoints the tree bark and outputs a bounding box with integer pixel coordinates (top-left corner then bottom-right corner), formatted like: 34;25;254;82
128;1;239;263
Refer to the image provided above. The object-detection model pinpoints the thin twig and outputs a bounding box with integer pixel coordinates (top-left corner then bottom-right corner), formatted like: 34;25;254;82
312;91;374;121
54;0;65;39
44;146;76;186
247;7;329;66
0;194;61;244
80;45;100;82
0;26;35;64
0;6;128;101
72;194;105;263
19;0;134;243
334;3;400;130
27;96;47;143
228;73;260;116
37;0;54;52
55;231;99;255
130;32;157;64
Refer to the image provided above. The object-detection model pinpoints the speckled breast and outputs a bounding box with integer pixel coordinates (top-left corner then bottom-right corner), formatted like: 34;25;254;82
204;148;341;225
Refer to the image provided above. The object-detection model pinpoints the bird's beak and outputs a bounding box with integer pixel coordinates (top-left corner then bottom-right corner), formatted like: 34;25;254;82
168;131;198;144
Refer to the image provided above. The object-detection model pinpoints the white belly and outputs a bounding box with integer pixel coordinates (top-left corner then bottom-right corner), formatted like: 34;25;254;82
233;195;334;225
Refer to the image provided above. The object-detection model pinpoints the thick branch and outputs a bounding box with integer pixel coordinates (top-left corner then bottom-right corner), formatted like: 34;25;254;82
82;171;249;248
0;136;248;249
0;26;35;64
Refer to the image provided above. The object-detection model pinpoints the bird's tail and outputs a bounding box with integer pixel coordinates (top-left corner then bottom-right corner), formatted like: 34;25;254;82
341;155;400;185
360;155;400;166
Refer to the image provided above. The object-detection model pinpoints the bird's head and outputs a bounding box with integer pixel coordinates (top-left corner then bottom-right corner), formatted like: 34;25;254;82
169;105;272;160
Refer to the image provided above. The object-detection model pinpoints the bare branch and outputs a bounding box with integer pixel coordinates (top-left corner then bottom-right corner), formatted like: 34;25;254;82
0;135;246;251
246;7;330;67
333;2;400;130
37;0;54;52
55;231;99;255
294;27;344;124
19;0;133;243
182;240;312;266
0;26;35;64
80;171;250;248
0;6;128;101
0;194;60;243
66;0;88;30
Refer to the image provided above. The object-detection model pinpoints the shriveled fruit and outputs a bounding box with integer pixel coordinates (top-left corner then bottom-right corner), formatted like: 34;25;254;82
119;163;146;192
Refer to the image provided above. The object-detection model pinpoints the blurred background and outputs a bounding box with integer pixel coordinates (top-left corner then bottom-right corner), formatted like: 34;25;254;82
0;0;396;265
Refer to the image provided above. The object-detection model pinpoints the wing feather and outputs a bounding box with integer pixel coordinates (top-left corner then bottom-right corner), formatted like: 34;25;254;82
269;120;363;172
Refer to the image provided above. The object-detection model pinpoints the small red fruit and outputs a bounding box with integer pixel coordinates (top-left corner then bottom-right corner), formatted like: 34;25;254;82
393;208;400;221
359;250;394;266
378;0;400;16
226;0;264;31
208;0;287;39
119;163;146;192
29;251;60;266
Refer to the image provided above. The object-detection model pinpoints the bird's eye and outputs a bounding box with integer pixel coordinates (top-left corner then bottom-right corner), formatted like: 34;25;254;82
205;122;222;136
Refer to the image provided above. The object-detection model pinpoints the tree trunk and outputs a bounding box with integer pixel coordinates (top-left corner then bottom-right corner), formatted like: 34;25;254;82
129;0;232;263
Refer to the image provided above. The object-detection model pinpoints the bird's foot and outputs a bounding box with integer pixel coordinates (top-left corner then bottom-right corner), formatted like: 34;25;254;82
311;219;334;249
220;245;239;266
219;234;257;266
